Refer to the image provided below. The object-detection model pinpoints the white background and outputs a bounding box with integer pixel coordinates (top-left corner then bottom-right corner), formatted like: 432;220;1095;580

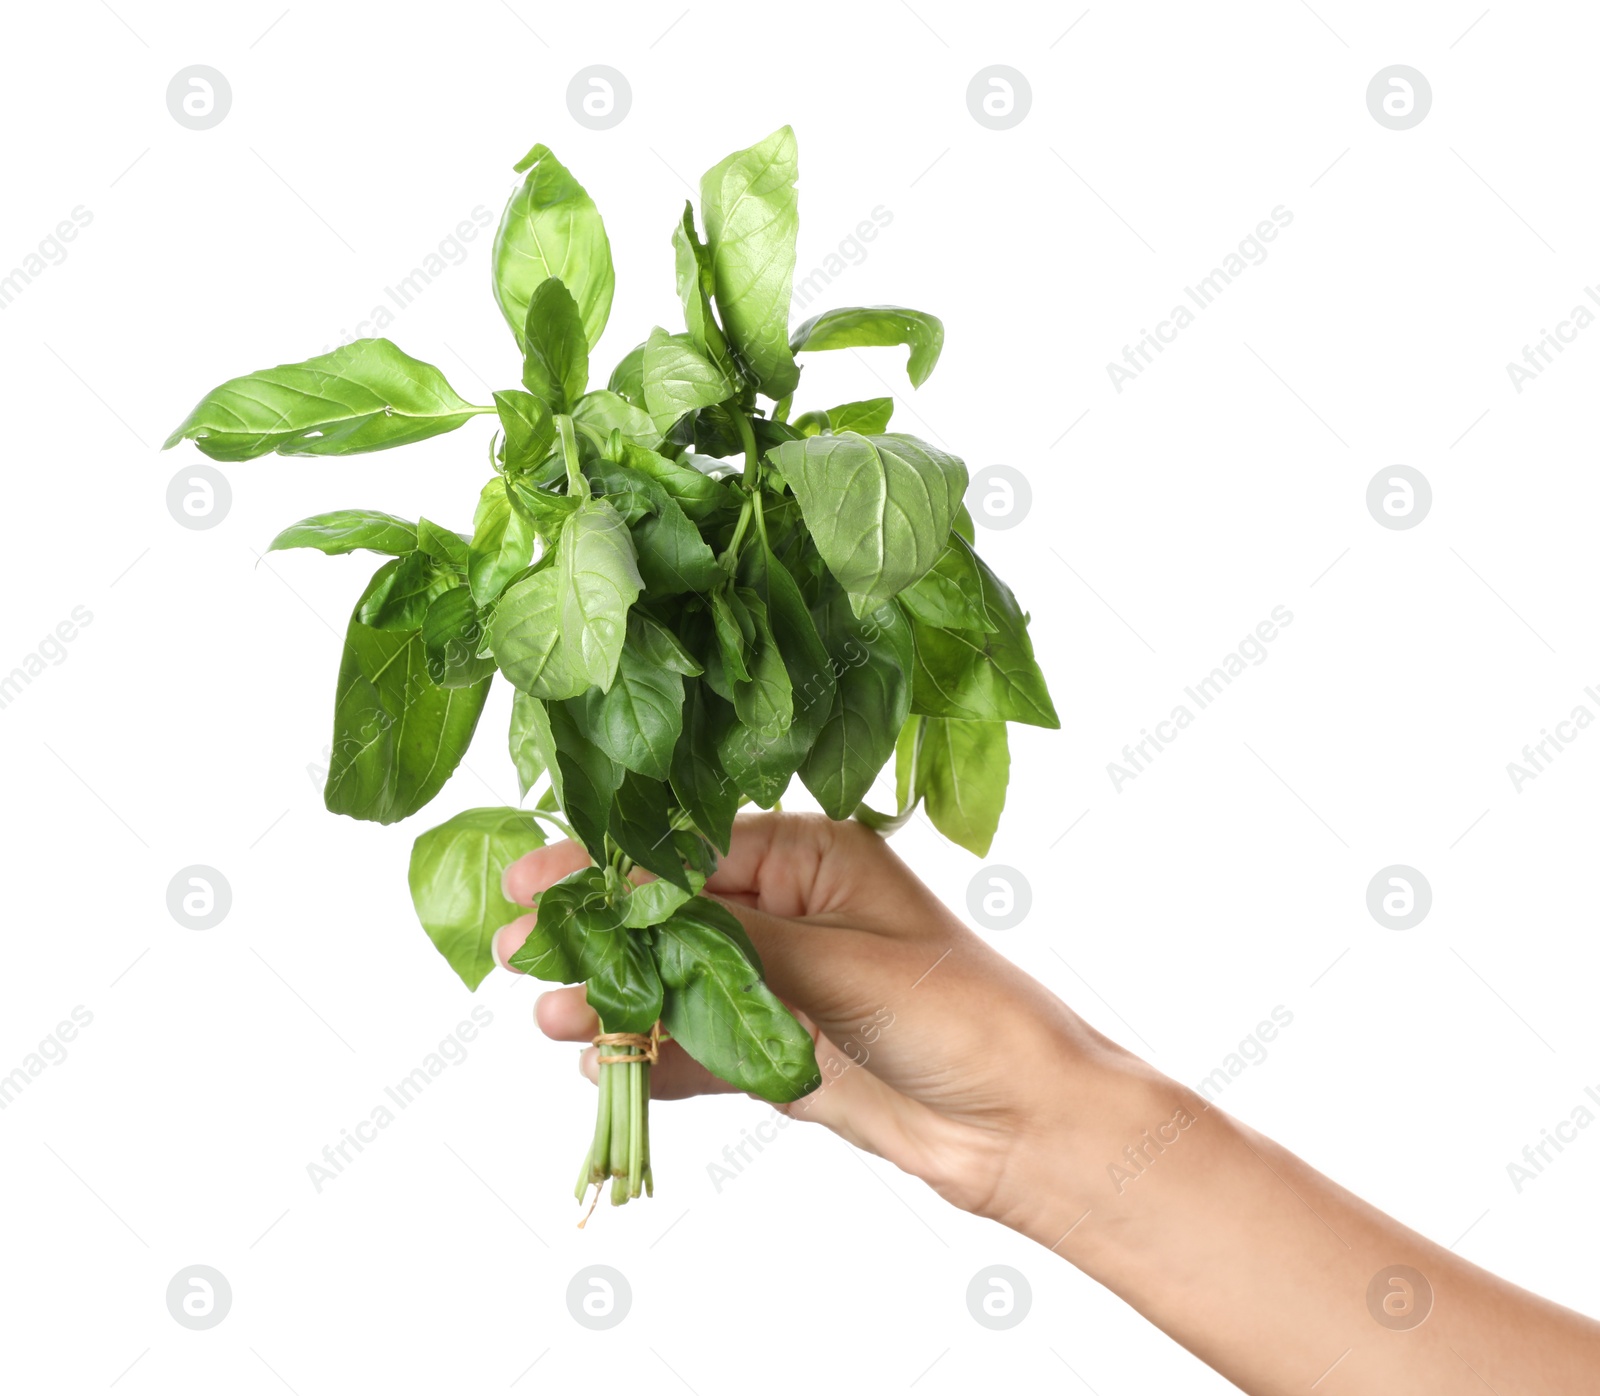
2;1;1598;1390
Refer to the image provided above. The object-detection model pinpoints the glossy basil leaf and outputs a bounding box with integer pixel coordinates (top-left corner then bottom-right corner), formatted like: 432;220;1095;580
740;543;836;720
416;517;471;568
537;698;624;860
672;201;732;370
799;587;914;819
520;277;589;412
772;432;967;613
506;478;579;541
571;389;659;452
656;898;820;1101
326;563;491;824
408;807;556;990
610;771;691;889
676;894;766;977
898;533;996;632
642;326;734;435
422;586;496;688
468;477;536;607
608;340;647;407
633;493;721;596
620;872;703;930
706;588;753;697
916;717;1009;857
494;389;556;474
620;444;736;524
357;550;455;630
165;339;487;461
790;306;945;388
507;866;604;981
662;683;732;857
519;870;662;1033
268;510;418;558
954;501;976;544
489;497;643;699
907;554;1058;728
492;143;614;354
791;397;895;438
700;126;801;399
730;590;792;731
508;690;548;799
573;613;693;781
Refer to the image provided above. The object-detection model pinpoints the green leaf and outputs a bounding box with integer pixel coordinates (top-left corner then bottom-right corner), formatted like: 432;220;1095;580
894;714;922;811
907;554;1058;728
421;586;497;688
520;277;589;412
620;874;703;930
707;589;754;695
326;562;491;824
772;432;967;613
572;613;696;781
409;807;556;990
507;866;602;981
268;510;417;557
416;517;471;568
670;679;740;854
656;898;820;1101
642;326;734;435
672;201;732;370
490;498;643;699
467;477;536;607
916;717;1009;857
953;501;976;544
165;339;487;461
571;389;660;452
506;478;579;541
799;587;914;819
700;126;801;399
357;550;455;630
541;698;624;860
508;690;548;799
494;389;556;475
730;590;793;731
492;144;614;353
791;398;895;437
741;544;836;719
607;340;647;408
898;533;997;632
632;492;722;596
609;772;691;890
790;306;945;388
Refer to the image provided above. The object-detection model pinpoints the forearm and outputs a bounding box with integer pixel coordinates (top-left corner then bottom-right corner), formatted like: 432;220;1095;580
1011;1053;1600;1394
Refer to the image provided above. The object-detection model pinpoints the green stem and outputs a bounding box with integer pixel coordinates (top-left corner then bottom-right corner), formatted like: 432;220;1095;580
555;414;589;499
733;409;761;486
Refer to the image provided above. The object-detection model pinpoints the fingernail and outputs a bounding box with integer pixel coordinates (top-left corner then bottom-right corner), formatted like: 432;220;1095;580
578;1046;599;1082
491;926;513;973
500;866;520;903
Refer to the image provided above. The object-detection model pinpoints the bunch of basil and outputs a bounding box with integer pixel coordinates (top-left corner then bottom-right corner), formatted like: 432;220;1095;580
166;127;1058;1210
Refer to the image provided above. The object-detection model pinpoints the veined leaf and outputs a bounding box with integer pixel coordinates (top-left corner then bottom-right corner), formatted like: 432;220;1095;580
520;277;589;412
791;397;895;438
790;306;945;388
357;550;455;631
421;586;496;688
916;717;1009;856
898;533;997;632
467;477;535;607
508;690;548;799
494;389;556;474
571;389;660;452
268;510;417;558
642;326;734;435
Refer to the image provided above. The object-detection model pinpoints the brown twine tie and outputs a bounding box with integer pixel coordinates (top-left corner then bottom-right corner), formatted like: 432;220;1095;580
593;1020;662;1064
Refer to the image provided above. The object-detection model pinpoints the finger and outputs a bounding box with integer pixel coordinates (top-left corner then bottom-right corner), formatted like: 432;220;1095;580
534;985;597;1040
574;1042;743;1100
501;839;592;905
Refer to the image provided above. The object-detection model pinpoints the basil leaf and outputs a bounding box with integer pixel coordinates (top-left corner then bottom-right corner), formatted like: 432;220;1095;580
494;389;556;474
421;586;496;688
607;340;647;408
546;698;624;859
771;432;967;612
741;544;836;719
672;201;732;370
519;870;662;1033
792;397;895;438
416;517;471;568
642;326;734;435
953;501;976;544
268;510;418;558
633;492;722;596
357;551;455;630
916;717;1009;857
620;875;701;930
700;126;801;398
620;445;738;524
656;898;820;1101
609;771;691;890
520;277;589;412
572;613;694;781
508;690;548;799
894;714;922;812
489;497;643;699
790;306;945;388
506;478;579;541
326;563;491;824
799;588;913;819
670;679;740;854
897;533;997;632
907;554;1058;728
730;590;793;731
571;389;660;451
492;143;614;354
408;807;556;990
707;588;753;695
467;477;536;607
507;866;605;980
165;339;487;461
